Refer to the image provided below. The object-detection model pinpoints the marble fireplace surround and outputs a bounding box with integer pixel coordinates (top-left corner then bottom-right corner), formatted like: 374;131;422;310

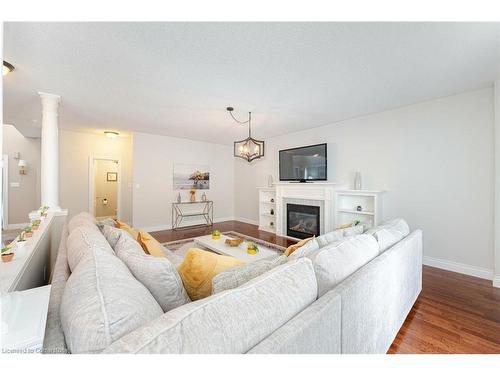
274;182;346;239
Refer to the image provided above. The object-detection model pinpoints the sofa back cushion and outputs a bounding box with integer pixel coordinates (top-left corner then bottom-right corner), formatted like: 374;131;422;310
114;233;191;312
365;218;410;252
67;212;97;233
103;257;318;354
307;234;379;297
60;248;163;353
66;225;115;271
212;254;287;294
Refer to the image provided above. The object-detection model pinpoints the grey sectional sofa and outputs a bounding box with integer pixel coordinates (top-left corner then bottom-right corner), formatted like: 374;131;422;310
43;215;422;354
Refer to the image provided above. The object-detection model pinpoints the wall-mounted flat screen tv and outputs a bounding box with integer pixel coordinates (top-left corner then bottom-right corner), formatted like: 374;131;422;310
279;143;327;181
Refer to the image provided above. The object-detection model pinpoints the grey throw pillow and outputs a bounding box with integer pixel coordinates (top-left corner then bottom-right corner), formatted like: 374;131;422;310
60;248;163;353
212;254;287;294
102;225;128;249
114;233;191;312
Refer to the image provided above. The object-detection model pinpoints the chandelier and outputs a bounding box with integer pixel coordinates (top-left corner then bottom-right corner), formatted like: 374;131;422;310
227;107;265;162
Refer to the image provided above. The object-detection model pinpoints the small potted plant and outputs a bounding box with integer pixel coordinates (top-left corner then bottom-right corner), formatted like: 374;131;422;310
1;246;14;263
246;242;259;255
24;226;33;238
40;205;49;218
32;219;41;231
17;231;27;247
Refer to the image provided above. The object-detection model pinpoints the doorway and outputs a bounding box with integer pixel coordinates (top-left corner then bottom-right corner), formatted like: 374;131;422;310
89;157;120;220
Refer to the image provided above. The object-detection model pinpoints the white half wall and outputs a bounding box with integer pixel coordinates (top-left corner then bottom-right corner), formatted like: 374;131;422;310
132;132;234;231
235;88;495;273
494;80;500;287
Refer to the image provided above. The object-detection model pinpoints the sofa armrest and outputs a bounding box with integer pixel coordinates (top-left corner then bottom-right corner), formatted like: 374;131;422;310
247;290;341;354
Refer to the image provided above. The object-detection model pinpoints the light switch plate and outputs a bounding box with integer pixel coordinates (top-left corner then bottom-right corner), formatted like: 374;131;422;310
10;182;20;188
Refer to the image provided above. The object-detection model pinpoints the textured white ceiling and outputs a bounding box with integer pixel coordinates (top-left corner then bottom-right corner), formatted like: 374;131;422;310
3;22;500;143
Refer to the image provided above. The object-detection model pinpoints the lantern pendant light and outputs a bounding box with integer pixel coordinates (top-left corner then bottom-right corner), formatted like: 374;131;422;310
227;107;265;162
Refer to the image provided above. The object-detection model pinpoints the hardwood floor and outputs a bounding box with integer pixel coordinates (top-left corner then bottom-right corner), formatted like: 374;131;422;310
151;220;500;354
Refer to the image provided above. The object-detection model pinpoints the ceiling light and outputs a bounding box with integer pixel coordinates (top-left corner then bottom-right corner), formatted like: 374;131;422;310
3;61;15;76
104;131;119;139
227;107;265;162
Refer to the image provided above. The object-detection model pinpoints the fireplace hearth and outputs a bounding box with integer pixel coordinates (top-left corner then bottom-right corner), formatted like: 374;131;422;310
287;203;320;239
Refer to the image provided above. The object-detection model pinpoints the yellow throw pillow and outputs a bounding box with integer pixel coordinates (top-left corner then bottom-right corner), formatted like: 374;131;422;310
137;231;166;257
177;248;245;301
284;237;315;257
115;220;139;240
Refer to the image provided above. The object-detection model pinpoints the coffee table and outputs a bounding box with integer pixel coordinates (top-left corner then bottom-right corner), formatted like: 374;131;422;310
194;234;278;263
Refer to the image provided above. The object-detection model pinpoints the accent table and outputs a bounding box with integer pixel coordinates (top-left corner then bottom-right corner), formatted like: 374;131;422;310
172;200;214;230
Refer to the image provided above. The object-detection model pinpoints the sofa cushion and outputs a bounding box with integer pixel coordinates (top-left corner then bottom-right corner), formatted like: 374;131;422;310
66;225;115;271
307;234;379;297
287;239;320;260
102;225;128;249
102;257;318;354
283;237;314;256
316;229;344;248
343;224;364;237
96;217;117;231
60;248;163;353
138;231;166;257
67;212;97;233
365;218;410;252
212;254;287;294
177;249;245;301
114;233;190;312
115;220;139;240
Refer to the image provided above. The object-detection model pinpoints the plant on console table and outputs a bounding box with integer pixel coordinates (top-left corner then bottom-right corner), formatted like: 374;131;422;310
24;226;33;238
17;231;27;247
1;245;14;263
40;205;49;218
31;219;41;231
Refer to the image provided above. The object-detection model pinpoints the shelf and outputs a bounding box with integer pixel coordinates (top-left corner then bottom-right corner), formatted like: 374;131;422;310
336;190;384;196
260;213;276;218
337;208;374;216
259;201;276;205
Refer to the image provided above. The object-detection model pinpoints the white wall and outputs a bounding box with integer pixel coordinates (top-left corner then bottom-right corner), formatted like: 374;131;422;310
59;130;133;222
2;124;41;225
494;81;500;287
132;132;234;231
235;88;495;274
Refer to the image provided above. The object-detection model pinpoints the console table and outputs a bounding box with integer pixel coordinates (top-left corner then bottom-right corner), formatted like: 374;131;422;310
172;201;214;230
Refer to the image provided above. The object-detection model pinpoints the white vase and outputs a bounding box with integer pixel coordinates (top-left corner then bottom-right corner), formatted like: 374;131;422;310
354;172;362;190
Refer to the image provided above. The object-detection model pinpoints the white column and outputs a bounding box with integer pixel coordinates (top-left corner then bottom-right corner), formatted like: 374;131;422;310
39;92;61;211
494;80;500;288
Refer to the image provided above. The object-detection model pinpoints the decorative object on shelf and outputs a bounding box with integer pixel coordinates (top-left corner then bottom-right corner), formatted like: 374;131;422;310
353;220;361;226
270;222;274;227
270;208;274;215
24;226;33;238
1;246;14;263
31;219;41;230
356;205;362;212
270;198;274;203
354;171;362;190
225;238;244;247
226;107;265;162
201;192;207;202
212;230;221;240
246;242;259;255
173;163;210;190
189;189;196;202
17;232;27;247
176;192;182;203
267;175;274;187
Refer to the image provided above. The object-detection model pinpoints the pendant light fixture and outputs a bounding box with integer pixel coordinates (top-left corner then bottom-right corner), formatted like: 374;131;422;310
227;107;265;162
3;61;15;76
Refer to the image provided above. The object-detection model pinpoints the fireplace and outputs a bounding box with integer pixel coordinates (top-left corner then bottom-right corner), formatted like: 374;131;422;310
287;204;320;239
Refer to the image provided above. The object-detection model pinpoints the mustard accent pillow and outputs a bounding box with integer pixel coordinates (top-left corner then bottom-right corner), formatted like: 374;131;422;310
137;231;166;257
177;248;245;301
115;220;139;240
284;237;315;257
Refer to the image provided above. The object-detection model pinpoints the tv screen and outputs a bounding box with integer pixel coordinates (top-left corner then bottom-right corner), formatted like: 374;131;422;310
279;143;327;181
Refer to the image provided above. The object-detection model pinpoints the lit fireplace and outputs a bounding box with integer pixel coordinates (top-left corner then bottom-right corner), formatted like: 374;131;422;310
287;203;320;239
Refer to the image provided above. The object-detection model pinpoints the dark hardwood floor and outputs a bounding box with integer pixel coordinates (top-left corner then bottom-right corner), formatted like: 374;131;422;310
151;220;500;354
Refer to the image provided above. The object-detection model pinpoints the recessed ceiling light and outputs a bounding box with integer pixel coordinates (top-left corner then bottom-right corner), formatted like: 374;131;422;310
104;131;119;139
3;61;15;76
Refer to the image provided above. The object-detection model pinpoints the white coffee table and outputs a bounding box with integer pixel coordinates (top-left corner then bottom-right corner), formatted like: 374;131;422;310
194;234;278;263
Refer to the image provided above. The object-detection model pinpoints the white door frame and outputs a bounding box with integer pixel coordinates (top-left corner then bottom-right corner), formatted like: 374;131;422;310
2;154;9;230
88;155;122;220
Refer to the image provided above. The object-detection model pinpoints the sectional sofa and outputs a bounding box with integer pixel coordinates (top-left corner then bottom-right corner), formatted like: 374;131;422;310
43;213;422;354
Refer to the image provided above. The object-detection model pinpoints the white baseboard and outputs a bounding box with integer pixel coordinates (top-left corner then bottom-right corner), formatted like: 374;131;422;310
423;255;494;281
493;276;500;288
6;222;30;230
233;217;259;226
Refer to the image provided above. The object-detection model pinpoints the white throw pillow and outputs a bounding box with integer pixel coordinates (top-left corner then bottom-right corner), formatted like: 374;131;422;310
365;218;410;252
316;229;344;248
343;224;364;237
307;234;380;297
114;233;190;312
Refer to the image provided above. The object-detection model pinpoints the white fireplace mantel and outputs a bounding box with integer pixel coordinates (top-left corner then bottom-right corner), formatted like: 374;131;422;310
258;182;347;239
